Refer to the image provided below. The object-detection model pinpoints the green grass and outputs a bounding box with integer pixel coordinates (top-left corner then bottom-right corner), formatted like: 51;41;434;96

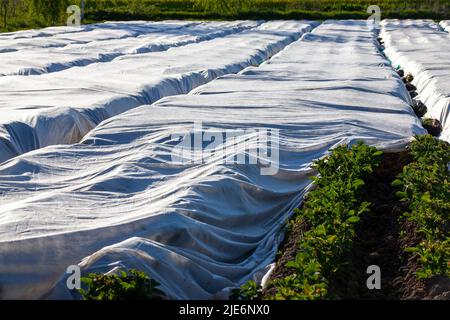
1;0;450;32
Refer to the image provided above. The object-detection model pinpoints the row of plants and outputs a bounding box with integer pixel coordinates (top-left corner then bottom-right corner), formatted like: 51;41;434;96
234;142;384;300
78;269;166;300
392;135;450;279
268;143;383;299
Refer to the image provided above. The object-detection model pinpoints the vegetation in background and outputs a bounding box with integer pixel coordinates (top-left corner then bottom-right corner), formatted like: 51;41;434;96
79;269;166;300
195;0;251;15
2;0;450;32
30;0;70;24
0;0;74;31
392;135;450;279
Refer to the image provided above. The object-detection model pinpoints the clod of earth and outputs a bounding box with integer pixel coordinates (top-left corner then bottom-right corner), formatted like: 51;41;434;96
412;101;427;118
422;119;443;136
406;83;417;92
426;275;450;299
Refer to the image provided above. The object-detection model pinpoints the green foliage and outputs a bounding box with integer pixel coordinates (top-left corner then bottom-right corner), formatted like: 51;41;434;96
422;118;434;127
0;0;27;28
392;135;450;279
409;134;450;165
79;269;166;300
406;239;450;279
271;142;382;300
312;144;382;185
273;253;328;300
231;280;262;300
195;0;251;15
31;0;70;24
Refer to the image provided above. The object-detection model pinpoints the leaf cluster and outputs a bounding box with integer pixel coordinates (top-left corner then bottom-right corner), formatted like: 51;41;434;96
79;269;166;300
271;142;382;299
392;135;450;279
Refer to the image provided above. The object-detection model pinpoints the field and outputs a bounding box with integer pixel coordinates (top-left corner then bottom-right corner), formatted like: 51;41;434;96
0;1;449;305
0;18;449;301
1;0;450;32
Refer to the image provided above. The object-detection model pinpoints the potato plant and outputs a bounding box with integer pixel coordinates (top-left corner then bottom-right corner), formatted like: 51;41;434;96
269;142;382;300
79;269;166;300
392;135;450;279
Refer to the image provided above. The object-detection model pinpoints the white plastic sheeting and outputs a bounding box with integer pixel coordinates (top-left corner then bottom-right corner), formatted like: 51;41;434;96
0;21;261;76
0;21;314;164
439;20;450;32
0;21;200;52
0;21;165;40
0;20;425;300
381;19;450;141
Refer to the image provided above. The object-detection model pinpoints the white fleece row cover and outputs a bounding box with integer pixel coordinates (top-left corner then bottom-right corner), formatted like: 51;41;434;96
380;19;450;142
0;21;261;75
0;20;425;300
0;21;314;164
0;21;204;52
0;20;184;40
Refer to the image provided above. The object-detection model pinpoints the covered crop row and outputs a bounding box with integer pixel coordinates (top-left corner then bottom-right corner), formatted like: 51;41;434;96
269;143;383;300
0;20;425;300
0;21;261;75
380;20;450;142
0;20;314;164
0;21;184;52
